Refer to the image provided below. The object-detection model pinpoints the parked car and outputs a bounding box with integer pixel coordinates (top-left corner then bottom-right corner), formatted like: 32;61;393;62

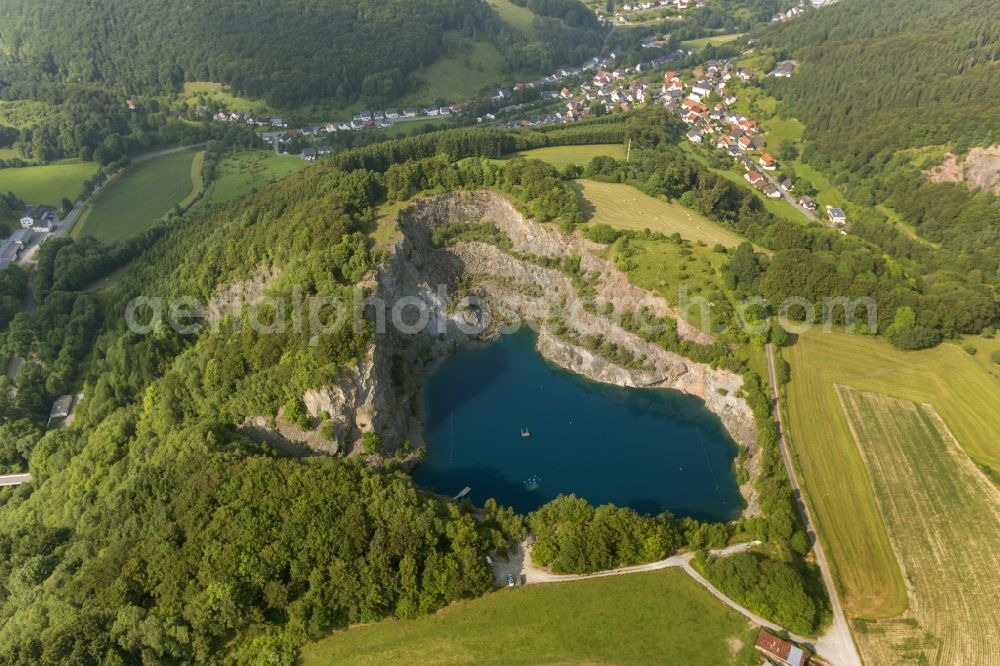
506;573;515;587
485;555;493;567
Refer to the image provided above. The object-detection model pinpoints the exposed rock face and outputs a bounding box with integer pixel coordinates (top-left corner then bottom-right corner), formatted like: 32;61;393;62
245;190;760;515
924;145;1000;195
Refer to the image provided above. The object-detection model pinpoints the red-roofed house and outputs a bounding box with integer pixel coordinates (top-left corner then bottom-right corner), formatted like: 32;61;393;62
755;631;809;666
760;153;777;170
681;98;708;113
738;135;754;151
745;170;764;186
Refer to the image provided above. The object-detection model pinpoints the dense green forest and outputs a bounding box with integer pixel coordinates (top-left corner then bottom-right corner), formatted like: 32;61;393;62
762;0;1000;167
759;0;1000;276
0;0;601;109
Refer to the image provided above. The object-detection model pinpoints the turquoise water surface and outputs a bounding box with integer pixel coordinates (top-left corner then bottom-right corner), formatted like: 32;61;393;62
413;330;744;521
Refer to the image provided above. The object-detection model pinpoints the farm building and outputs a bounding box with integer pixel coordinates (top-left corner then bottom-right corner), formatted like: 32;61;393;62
755;630;808;666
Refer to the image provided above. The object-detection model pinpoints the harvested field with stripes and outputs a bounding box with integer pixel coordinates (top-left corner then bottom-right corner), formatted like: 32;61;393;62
837;386;1000;665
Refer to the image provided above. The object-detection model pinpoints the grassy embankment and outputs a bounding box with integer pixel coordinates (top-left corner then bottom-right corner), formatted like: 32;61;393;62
837;385;1000;665
71;149;199;242
301;568;759;666
781;330;1000;623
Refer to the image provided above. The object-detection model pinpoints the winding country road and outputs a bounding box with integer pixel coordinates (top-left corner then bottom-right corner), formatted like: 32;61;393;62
766;343;861;666
759;169;818;223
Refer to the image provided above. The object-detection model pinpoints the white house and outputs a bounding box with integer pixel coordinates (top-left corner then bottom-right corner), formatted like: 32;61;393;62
827;206;848;225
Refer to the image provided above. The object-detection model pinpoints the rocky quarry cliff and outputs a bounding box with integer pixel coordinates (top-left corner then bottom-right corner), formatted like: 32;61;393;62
249;190;761;515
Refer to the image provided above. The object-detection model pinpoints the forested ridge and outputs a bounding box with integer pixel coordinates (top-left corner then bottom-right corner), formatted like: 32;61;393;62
0;118;835;661
0;0;601;108
762;0;1000;167
758;0;1000;274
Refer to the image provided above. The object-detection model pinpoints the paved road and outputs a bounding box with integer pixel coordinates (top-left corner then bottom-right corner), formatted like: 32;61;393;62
766;343;862;666
759;169;818;222
0;473;31;487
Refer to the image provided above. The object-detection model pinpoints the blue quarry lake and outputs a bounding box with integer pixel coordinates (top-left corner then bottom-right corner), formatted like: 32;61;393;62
414;330;744;522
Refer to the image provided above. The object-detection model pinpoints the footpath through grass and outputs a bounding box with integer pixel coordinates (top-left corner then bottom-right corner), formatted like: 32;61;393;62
71;150;198;242
782;329;1000;622
301;568;759;666
837;386;1000;666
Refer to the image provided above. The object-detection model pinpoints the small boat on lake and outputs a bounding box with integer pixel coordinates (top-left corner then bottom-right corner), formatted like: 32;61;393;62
521;428;530;438
524;474;541;491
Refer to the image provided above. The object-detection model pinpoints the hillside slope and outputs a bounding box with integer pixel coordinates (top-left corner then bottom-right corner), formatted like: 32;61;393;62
761;0;1000;170
0;0;602;108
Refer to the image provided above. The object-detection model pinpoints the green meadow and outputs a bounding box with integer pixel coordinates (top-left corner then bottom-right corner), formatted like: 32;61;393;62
301;569;759;666
71;150;198;242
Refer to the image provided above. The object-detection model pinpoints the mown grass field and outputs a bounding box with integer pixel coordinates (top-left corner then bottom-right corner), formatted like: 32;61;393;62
836;386;1000;665
71;150;198;242
182;81;272;116
782;330;1000;622
682;32;745;49
573;179;747;247
487;0;538;34
0;159;99;206
203;150;307;206
513;144;626;168
300;569;759;666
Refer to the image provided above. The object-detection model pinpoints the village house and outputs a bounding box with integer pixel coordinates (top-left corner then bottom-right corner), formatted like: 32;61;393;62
745;170;764;186
799;195;818;211
827;206;848;225
781;177;794;191
770;61;796;78
754;631;808;666
760;153;777;170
